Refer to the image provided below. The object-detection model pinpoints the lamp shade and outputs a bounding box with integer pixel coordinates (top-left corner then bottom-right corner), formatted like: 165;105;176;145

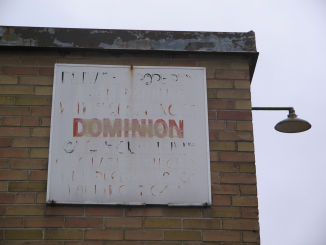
275;113;311;133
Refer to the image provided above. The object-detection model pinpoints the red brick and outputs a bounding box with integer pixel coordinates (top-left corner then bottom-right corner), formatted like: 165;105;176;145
203;230;241;242
105;217;142;228
241;207;259;218
39;67;54;76
240;185;257;195
0;217;23;227
243;231;260;242
212;195;231;206
3;66;38;75
125;230;163;241
85;230;123;240
41;117;51;126
31;107;51;116
208;111;216;120
0;170;27;180
0;127;29;136
208;100;234;109
12;137;49;147
29;170;48;180
0;148;29;158
211;184;238;194
10;159;47;169
226;121;236;130
125;207;164;217
208;120;224;130
0;138;11;147
0;193;15;203
215;70;249;80
0;181;7;191
0;106;30;116
223;219;259;230
219;152;255;162
85;206;123;216
3;117;21;126
0;159;8;169
220;173;256;184
217;111;252;120
36;192;46;204
25;217;64;227
234;79;251;89
22;116;40;126
66;217;103;228
46;206;84;216
210;152;218;161
15;193;35;203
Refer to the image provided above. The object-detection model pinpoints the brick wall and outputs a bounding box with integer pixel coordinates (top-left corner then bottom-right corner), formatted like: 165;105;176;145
0;49;259;244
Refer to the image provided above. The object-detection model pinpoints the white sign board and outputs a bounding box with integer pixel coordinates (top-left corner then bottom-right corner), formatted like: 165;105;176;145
47;64;211;205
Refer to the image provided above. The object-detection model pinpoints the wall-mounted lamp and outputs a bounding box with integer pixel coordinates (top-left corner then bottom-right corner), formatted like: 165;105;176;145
252;107;311;133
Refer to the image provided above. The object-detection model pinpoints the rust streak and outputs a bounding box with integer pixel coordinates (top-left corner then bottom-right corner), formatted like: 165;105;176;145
72;170;75;181
109;185;112;195
91;157;93;166
111;171;116;180
99;157;103;166
117;104;120;115
77;103;80;114
94;184;97;194
60;102;64;114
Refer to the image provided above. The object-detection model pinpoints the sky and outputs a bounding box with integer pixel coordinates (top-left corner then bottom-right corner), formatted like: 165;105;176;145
1;0;326;244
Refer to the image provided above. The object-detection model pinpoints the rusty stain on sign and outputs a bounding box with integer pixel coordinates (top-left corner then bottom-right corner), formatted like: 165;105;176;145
47;64;211;205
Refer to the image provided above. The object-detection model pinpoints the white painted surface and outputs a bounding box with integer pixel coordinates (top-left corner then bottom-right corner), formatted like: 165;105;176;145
47;64;211;205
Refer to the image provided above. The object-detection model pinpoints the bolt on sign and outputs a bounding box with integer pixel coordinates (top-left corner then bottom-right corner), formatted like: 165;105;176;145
47;64;211;205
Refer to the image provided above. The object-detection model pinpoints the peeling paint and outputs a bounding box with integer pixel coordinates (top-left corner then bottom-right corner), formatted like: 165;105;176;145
0;26;257;53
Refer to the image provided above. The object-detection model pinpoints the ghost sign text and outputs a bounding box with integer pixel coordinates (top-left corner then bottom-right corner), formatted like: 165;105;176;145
46;64;211;205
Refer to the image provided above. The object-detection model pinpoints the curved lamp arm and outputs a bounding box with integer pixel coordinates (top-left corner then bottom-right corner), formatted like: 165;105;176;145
252;107;311;133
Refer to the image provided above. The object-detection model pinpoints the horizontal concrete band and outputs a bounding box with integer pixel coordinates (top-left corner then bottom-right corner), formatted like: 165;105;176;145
0;26;257;53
